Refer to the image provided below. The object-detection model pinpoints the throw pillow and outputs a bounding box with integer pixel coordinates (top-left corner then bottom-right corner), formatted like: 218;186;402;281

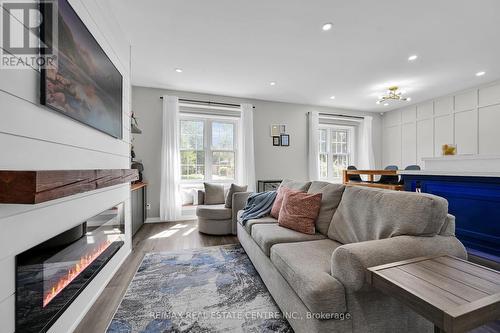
203;183;225;205
225;184;248;208
278;191;322;235
271;186;299;218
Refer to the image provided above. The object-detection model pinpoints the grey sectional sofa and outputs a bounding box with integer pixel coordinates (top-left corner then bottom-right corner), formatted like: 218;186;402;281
234;179;467;333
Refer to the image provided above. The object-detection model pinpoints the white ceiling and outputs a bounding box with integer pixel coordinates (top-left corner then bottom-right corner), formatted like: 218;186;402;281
107;0;500;111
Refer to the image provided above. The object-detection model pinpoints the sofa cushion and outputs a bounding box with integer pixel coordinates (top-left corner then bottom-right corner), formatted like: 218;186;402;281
271;239;346;314
278;191;322;234
307;181;346;235
328;186;449;244
203;183;225;205
225;183;248;208
280;179;313;191
239;216;278;234
271;186;299;218
251;224;325;256
196;204;232;220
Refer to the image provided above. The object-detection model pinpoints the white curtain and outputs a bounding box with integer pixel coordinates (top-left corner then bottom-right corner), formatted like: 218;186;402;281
159;95;182;221
237;103;256;191
358;116;375;169
308;111;320;180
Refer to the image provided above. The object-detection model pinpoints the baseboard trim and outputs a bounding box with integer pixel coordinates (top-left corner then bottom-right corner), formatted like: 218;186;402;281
145;217;161;223
145;217;196;223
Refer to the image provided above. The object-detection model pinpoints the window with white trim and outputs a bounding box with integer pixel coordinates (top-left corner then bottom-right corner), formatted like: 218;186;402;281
318;125;354;182
180;116;237;183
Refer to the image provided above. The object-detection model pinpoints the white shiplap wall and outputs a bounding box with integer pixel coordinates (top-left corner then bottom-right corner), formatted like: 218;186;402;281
382;80;500;168
0;1;132;332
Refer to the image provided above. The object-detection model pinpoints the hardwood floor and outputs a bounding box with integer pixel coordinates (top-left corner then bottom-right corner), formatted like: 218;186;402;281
74;220;238;333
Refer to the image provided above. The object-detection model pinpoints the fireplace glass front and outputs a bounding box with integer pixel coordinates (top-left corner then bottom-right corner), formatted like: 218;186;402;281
16;204;125;333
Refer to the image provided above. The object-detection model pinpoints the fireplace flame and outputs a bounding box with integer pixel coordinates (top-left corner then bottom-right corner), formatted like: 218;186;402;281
43;240;112;307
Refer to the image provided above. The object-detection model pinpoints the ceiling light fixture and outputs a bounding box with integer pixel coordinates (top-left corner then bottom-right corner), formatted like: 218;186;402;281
329;96;336;100
476;71;486;77
322;23;333;31
383;103;389;106
269;81;276;86
408;55;418;61
376;86;411;105
175;68;183;73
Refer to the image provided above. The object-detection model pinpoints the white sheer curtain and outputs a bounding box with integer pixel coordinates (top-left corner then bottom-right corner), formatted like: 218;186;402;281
159;95;182;221
237;103;256;191
358;116;375;169
308;111;320;180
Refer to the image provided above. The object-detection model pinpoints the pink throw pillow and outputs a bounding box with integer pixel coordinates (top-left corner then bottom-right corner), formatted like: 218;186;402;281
271;187;299;218
278;191;322;235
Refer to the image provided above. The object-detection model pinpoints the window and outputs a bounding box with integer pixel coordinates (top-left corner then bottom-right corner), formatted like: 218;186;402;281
318;125;354;181
180;120;205;180
180;117;237;182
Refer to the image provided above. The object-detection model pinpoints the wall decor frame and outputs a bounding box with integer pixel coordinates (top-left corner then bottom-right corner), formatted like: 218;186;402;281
40;0;123;139
272;136;281;146
280;134;290;146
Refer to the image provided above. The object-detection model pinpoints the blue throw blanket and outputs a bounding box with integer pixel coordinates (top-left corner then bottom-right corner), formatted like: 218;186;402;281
240;191;277;224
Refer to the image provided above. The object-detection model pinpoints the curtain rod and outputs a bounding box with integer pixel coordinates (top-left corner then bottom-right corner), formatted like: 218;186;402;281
160;97;255;109
318;112;364;120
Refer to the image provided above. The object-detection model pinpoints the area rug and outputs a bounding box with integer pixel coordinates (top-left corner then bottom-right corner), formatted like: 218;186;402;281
107;244;293;333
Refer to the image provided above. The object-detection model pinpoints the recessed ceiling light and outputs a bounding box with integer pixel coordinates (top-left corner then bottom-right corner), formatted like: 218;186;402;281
175;68;183;73
329;95;336;100
269;81;276;86
408;55;418;61
376;101;381;105
322;23;333;31
406;97;412;101
476;71;486;77
383;103;389;106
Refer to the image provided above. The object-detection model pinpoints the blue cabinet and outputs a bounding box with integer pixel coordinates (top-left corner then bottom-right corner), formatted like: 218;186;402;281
402;174;500;262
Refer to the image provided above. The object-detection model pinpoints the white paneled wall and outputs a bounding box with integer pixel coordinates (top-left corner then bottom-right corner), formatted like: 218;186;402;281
382;80;500;168
0;0;132;332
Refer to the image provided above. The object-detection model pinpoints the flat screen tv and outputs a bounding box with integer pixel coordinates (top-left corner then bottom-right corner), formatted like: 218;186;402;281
40;0;123;139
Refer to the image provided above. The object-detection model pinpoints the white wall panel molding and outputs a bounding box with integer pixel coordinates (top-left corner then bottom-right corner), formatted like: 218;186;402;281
383;80;500;167
0;91;130;157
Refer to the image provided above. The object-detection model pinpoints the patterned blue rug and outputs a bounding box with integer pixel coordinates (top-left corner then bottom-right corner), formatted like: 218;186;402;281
107;244;293;332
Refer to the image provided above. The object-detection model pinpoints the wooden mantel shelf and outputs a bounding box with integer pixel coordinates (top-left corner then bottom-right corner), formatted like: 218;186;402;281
0;169;138;204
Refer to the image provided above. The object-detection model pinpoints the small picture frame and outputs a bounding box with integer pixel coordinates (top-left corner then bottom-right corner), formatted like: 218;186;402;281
280;134;289;146
279;125;286;134
272;136;281;146
271;125;280;136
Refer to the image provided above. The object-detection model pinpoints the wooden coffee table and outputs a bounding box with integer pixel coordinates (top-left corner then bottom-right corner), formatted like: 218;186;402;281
367;255;500;333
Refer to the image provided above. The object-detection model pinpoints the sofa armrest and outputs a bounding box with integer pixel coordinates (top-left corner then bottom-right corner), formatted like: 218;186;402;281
197;190;205;205
231;191;252;224
331;235;467;292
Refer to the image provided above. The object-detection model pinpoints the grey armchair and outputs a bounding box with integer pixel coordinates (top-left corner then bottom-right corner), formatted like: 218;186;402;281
196;190;251;235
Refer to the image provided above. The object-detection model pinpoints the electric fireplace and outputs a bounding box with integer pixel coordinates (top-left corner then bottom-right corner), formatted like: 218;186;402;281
16;204;125;333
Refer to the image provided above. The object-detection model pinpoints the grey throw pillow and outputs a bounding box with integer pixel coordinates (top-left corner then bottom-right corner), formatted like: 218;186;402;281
203;183;225;205
225;184;248;208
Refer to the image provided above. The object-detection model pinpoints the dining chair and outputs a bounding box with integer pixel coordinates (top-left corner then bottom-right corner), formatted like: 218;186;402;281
347;165;362;182
399;165;421;184
378;165;399;184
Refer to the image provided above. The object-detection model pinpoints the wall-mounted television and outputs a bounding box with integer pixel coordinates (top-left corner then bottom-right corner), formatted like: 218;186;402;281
40;0;123;139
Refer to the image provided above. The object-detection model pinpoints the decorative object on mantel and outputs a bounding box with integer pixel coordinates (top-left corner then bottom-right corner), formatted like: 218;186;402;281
131;112;142;134
131;161;144;183
441;144;457;156
0;169;138;204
